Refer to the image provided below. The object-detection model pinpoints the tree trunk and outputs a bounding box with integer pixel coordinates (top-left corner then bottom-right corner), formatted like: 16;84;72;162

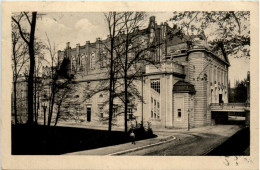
48;92;55;126
54;96;64;126
124;31;129;133
13;79;18;124
124;71;128;133
27;12;37;125
34;70;37;124
108;40;114;132
54;104;61;126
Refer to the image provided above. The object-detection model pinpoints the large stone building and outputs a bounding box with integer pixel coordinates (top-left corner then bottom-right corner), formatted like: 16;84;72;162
12;16;230;129
55;16;230;129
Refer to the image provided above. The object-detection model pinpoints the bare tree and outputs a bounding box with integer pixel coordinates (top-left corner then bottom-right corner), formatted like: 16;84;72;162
11;22;29;124
113;12;162;133
43;34;74;126
12;12;38;125
103;12;126;132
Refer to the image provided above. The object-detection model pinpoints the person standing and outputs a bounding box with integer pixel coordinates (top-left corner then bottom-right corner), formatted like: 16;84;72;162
130;130;136;144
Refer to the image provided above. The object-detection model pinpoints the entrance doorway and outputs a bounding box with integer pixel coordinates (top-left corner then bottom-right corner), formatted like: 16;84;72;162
219;94;223;103
87;108;91;122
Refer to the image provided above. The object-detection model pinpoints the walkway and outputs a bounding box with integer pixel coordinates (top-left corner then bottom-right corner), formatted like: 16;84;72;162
64;125;241;156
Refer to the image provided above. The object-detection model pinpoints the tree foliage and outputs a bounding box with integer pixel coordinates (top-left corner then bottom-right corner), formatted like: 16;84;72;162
170;11;250;58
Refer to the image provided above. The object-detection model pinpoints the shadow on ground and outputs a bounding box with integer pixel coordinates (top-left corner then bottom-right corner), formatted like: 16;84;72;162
12;124;156;155
207;127;250;156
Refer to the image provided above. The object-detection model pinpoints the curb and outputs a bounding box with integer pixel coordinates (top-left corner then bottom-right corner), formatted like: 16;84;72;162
106;135;176;156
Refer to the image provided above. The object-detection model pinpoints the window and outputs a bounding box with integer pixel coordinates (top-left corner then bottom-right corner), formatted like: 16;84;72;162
113;105;118;117
218;70;220;83
101;51;106;67
213;69;216;84
98;105;103;118
221;71;224;85
151;97;160;119
224;72;226;85
90;52;95;69
209;67;212;83
157;101;160;119
151;79;160;93
151;97;153;118
178;109;182;118
154;99;157;118
127;108;134;120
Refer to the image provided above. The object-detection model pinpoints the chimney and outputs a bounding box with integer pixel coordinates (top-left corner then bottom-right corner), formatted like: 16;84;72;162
149;16;155;22
66;42;70;48
96;37;101;42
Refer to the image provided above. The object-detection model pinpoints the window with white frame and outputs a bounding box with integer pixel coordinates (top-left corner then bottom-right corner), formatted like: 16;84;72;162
151;79;160;93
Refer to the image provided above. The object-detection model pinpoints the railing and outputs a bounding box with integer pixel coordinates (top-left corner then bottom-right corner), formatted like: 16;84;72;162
210;103;247;106
210;103;250;112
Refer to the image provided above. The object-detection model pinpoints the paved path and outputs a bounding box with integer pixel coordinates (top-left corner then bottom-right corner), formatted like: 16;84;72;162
122;125;242;156
64;125;242;156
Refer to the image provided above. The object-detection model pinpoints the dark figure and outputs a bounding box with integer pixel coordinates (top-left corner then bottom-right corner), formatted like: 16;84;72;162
130;130;136;144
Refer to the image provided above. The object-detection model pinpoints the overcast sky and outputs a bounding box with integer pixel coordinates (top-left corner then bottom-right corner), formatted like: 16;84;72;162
35;12;250;87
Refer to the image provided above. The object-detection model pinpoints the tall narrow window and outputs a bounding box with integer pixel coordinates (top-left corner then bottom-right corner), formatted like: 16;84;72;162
178;109;182;118
213;69;216;84
154;99;156;118
157;102;160;119
113;105;118;117
127;108;133;120
90;52;95;69
99;105;103;118
151;97;153;118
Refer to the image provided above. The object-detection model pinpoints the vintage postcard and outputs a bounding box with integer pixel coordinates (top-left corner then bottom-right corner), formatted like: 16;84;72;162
1;1;259;170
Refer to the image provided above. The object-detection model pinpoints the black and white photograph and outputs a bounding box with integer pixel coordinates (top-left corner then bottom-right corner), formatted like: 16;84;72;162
1;1;259;170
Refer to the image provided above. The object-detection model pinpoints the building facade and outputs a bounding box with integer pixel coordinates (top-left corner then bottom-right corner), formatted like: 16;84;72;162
12;16;230;129
54;16;230;129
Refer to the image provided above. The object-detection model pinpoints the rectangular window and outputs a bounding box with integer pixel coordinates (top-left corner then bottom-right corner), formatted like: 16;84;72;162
151;79;160;93
98;105;103;118
178;109;182;118
154;99;156;118
224;72;227;86
151;97;160;119
157;102;160;119
221;71;223;84
127;108;133;120
151;97;153;118
113;105;118;117
218;71;220;84
213;69;216;84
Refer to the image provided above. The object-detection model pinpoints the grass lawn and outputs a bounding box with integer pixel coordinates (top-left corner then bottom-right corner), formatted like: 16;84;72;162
12;124;156;155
